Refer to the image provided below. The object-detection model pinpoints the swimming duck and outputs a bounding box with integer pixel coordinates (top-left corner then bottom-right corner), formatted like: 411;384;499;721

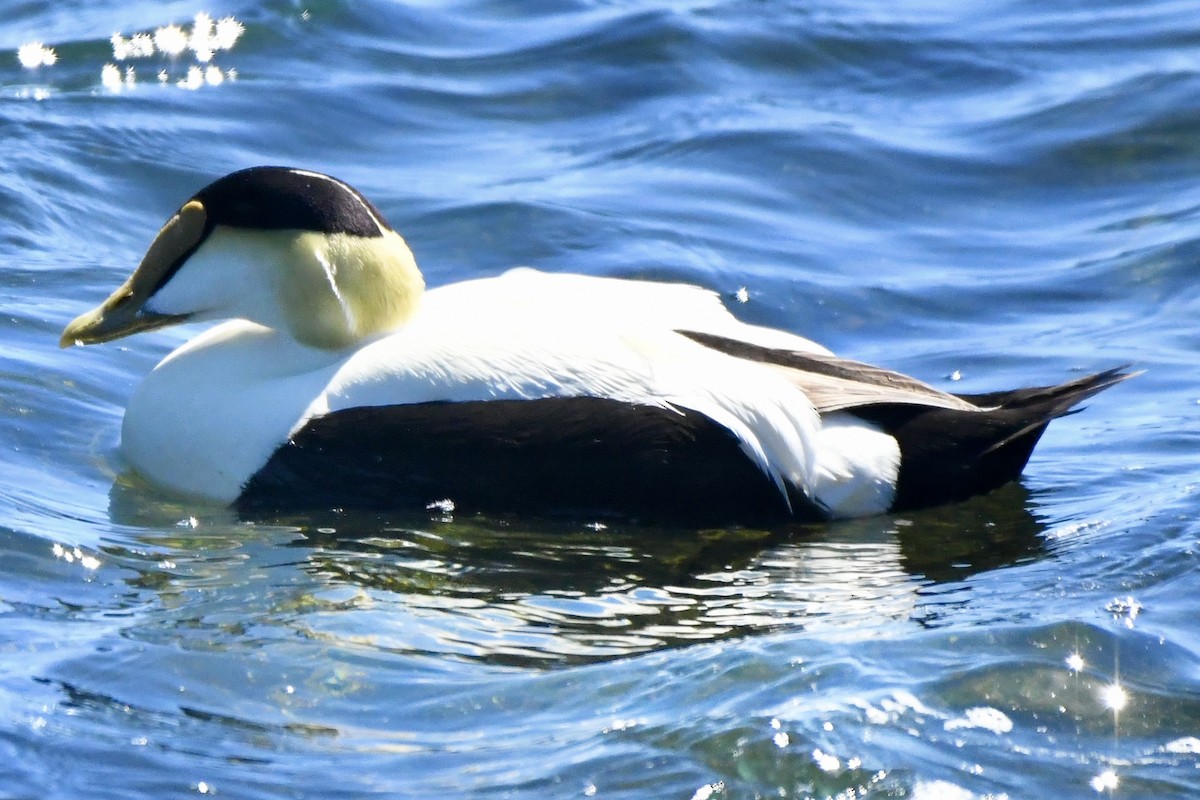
61;166;1130;524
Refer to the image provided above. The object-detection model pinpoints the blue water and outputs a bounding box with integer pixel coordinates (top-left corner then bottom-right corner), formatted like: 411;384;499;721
3;2;1200;797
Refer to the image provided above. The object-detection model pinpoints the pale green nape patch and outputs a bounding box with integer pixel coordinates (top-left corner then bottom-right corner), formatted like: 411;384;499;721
279;229;425;349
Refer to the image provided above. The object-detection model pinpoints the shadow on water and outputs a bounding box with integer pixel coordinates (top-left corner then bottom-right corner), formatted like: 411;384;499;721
106;476;1048;666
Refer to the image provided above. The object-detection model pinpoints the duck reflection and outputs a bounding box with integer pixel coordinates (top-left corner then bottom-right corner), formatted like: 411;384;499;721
108;479;1047;666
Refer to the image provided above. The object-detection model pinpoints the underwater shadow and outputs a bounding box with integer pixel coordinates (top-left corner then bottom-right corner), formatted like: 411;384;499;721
106;475;1050;666
265;486;1049;664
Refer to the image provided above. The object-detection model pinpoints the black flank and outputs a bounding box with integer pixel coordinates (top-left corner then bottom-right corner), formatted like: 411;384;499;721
238;396;819;525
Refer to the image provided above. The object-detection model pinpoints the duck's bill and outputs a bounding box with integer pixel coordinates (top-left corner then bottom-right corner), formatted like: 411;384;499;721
60;287;187;347
60;201;207;348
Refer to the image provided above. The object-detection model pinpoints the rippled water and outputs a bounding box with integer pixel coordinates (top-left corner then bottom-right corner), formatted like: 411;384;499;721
3;2;1200;798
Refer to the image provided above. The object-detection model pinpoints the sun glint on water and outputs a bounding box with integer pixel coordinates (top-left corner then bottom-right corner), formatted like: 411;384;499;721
16;12;244;93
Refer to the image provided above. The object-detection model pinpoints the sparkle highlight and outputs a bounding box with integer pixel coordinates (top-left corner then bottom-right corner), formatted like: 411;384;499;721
1090;768;1118;792
17;42;57;68
1100;683;1127;712
15;13;246;93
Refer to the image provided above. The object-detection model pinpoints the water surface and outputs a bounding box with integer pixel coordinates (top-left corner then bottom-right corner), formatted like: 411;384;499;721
3;2;1200;798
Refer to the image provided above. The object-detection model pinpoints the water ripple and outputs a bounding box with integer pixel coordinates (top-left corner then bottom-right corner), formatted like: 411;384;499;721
3;1;1200;798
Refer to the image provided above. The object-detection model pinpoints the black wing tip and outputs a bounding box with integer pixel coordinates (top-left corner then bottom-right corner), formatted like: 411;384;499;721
977;365;1137;455
1077;363;1141;386
1035;364;1139;411
960;364;1138;412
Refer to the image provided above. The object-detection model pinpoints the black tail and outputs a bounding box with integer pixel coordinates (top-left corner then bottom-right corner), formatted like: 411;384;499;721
850;367;1136;512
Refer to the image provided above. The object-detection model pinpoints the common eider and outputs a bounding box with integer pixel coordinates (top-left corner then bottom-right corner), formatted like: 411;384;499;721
61;166;1131;524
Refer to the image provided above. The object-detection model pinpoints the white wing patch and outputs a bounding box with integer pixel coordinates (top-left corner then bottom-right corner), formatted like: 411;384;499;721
809;412;900;517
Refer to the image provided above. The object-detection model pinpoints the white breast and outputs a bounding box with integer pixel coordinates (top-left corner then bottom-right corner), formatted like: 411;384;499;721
121;321;346;502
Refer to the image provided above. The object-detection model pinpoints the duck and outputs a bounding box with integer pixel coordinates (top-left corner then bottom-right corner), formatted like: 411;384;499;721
60;166;1131;525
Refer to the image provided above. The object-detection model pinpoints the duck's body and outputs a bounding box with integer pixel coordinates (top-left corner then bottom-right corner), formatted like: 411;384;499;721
63;167;1131;523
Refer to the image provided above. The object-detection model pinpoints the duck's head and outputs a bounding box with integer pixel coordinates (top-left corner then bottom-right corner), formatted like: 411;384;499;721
60;166;424;350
